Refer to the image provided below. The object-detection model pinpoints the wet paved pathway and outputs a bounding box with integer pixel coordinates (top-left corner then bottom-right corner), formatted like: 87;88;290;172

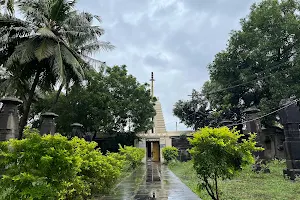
100;162;201;200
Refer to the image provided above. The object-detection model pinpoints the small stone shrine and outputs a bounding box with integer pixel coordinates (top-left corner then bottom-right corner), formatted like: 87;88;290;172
243;107;265;158
0;97;23;141
40;112;59;135
70;123;85;138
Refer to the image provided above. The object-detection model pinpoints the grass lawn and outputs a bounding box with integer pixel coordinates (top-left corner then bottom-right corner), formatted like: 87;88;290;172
169;160;300;200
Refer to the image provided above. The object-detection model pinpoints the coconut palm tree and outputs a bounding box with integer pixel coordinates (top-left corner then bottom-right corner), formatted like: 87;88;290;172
0;0;113;138
50;11;113;107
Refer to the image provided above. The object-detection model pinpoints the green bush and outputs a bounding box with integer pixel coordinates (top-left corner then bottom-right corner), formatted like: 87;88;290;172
0;128;122;199
189;127;263;200
162;146;179;163
106;152;127;171
118;145;145;169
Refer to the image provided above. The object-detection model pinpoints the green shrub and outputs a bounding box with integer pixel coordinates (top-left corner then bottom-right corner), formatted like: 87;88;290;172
69;138;122;196
162;146;179;163
189;127;263;200
118;145;145;169
106;152;127;171
0;128;122;199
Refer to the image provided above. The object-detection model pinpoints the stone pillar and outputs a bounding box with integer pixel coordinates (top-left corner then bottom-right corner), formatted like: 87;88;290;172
279;99;300;180
0;97;23;141
40;112;58;135
138;138;147;163
70;123;84;138
243;107;264;158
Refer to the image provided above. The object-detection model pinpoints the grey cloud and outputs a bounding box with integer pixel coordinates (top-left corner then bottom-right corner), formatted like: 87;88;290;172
183;0;258;17
77;0;259;131
143;53;169;68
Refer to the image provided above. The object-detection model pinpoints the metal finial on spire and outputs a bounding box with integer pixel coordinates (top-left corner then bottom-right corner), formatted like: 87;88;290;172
150;72;155;98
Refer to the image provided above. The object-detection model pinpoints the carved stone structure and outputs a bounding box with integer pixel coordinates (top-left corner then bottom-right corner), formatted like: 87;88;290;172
0;97;23;141
279;98;300;180
40;112;58;135
243;107;261;134
261;126;285;159
243;107;264;158
71;123;84;138
171;136;192;161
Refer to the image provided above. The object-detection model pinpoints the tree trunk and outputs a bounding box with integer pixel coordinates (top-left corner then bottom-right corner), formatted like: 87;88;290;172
51;83;64;111
215;174;219;200
204;179;217;200
18;69;41;139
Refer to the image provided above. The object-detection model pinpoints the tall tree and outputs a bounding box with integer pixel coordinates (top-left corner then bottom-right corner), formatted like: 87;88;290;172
0;0;112;138
32;65;156;137
173;89;212;130
176;0;300;128
208;0;300;126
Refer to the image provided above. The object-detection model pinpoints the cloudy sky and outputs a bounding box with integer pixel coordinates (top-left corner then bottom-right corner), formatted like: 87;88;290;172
76;0;259;131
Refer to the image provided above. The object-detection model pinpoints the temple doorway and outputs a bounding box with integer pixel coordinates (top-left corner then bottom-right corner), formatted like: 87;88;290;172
146;140;160;162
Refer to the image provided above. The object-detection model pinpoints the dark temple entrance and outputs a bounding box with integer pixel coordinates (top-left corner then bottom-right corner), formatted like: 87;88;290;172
146;140;160;162
146;141;152;158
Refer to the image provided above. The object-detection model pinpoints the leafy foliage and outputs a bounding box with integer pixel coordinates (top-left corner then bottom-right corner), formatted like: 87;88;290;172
162;146;179;163
0;0;113;138
207;0;300;126
188;127;263;200
175;0;300;128
31;65;156;137
0;128;123;199
118;145;145;169
173;89;212;130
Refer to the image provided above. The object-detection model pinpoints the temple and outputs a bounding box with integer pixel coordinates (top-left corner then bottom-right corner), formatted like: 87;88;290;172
135;72;193;163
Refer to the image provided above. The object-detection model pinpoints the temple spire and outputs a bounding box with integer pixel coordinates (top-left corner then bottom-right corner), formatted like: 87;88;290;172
150;72;155;98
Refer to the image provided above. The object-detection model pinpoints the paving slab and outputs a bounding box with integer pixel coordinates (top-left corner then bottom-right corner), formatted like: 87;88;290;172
100;162;201;200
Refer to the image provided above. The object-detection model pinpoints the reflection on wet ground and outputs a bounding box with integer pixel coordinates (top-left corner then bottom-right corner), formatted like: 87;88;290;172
100;162;201;200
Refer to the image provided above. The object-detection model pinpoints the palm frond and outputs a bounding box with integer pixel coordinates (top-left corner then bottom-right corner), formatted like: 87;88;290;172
75;25;104;37
52;43;66;83
94;15;102;23
81;54;106;70
50;0;76;22
63;11;105;38
78;11;93;22
82;55;105;65
80;41;115;55
37;27;57;38
1;0;111;100
5;37;39;67
18;0;49;25
60;44;84;80
0;69;30;97
60;30;90;37
0;15;30;27
35;38;57;61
